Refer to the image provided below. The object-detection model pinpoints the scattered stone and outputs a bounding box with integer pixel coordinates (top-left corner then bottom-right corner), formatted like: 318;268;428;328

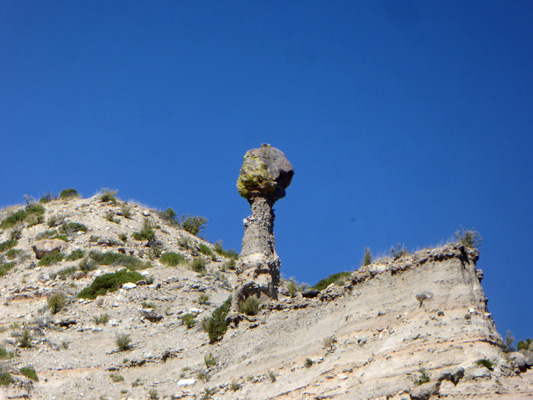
122;283;137;290
409;381;440;400
177;378;196;386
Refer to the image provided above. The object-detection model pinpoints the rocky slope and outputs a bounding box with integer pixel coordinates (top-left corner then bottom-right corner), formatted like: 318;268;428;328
0;193;532;400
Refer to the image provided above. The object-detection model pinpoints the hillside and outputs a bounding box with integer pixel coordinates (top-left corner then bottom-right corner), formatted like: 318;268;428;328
0;191;532;400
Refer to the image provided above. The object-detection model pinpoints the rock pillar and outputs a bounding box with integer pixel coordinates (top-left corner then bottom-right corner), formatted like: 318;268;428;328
231;144;294;313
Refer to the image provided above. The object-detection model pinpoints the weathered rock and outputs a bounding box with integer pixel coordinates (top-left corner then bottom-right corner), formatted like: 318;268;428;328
32;239;68;259
232;144;294;312
509;352;527;371
409;381;440;400
140;309;163;323
437;366;464;385
302;288;320;298
520;350;533;367
122;282;137;290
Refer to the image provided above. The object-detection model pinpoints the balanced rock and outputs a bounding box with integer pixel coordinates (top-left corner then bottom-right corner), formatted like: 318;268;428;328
232;144;294;313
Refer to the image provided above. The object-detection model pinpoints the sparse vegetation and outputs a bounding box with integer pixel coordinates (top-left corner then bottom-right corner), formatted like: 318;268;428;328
105;211;120;224
0;261;16;277
191;257;207;274
131;378;143;387
180;214;208;236
48;292;68;314
181;313;197;329
390;244;407;260
38;252;65;266
455;227;482;249
362;247;372;266
413;368;430;386
1;203;45;229
94;314;109;325
88;250;151;270
313;272;351;291
110;373;124;382
142;301;156;309
66;249;85;261
197;369;209;382
323;335;337;349
204;352;218;368
19;366;38;381
230;382;241;392
304;358;314;368
268;371;277;382
78;269;144;299
18;329;33;348
476;359;495;370
39;192;57;203
147;389;159;400
206;296;231;344
116;333;132;351
59;222;88;235
100;189;118;204
132;219;157;243
214;241;239;259
199;244;215;259
160;251;187;267
518;338;532;351
0;347;14;360
239;296;260;316
0;368;14;386
158;208;178;225
0;239;18;253
504;330;515;353
118;233;128;243
198;294;209;305
287;278;299;298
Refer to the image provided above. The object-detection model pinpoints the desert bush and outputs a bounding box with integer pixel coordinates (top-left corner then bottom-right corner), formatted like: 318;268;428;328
287;278;299;298
142;301;156;309
1;210;27;229
213;241;239;260
148;389;159;400
38;252;65;266
105;211;120;224
199;244;214;258
222;259;236;271
120;204;132;219
323;335;337;349
181;313;197;329
230;382;241;392
160;252;187;267
94;314;109;325
413;368;430;386
518;338;532;351
0;347;14;360
361;247;372;266
180;214;208;236
59;188;79;200
66;249;85;261
268;371;277;382
10;229;22;240
132;219;156;242
0;368;14;386
39;192;57;203
48;293;67;314
390;244;407;260
158;208;178;224
0;261;16;277
100;189;118;204
191;257;207;274
239;296;260;316
18;329;32;348
0;204;44;229
59;222;88;235
455;227;482;249
118;233;128;243
204;352;218;368
313;272;351;291
504;330;515;353
198;294;209;305
304;358;314;368
78;257;97;273
476;359;494;370
19;366;38;381
206;296;231;344
78;269;144;299
197;369;209;382
5;249;23;260
88;250;151;270
110;373;124;382
0;239;17;253
116;333;132;351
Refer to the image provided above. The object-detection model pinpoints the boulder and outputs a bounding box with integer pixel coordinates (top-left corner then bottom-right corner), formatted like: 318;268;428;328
302;288;320;298
32;239;68;259
437;366;464;385
140;309;163;323
520;350;533;367
509;352;527;371
409;381;440;400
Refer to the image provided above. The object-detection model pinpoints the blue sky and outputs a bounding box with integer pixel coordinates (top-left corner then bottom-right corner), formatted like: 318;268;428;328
1;1;531;342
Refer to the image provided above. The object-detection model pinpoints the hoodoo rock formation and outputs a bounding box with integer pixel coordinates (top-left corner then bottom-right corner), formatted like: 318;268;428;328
232;144;294;312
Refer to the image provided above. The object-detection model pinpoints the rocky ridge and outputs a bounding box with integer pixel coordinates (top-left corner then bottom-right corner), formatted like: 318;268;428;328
0;193;531;400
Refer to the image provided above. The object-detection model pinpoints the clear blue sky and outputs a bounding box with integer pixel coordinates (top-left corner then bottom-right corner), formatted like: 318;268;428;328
1;1;531;342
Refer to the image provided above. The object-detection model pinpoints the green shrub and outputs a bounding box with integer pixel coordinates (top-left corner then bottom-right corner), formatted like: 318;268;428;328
455;227;482;249
116;333;132;351
518;338;532;351
191;258;207;274
214;241;239;260
390;244;407;260
239;296;260;316
142;301;156;309
181;313;197;329
59;222;88;235
39;192;57;203
476;359;494;370
0;239;17;253
268;371;276;383
0;369;14;386
198;294;209;305
148;388;159;400
204;352;218;368
105;211;120;224
230;382;241;392
413;368;430;386
206;296;231;344
19;366;38;381
18;329;32;348
1;210;27;229
180;214;208;236
48;293;68;314
199;244;214;258
504;330;515;352
5;249;23;260
110;373;124;382
313;272;351;291
78;258;97;273
222;259;236;271
57;266;78;279
304;358;313;368
94;314;109;325
89;250;151;270
160;252;187;267
66;249;84;261
0;347;14;360
38;252;65;266
60;188;79;200
0;262;16;277
287;278;298;298
10;229;22;240
78;269;144;299
158;208;178;224
100;189;118;204
132;219;156;242
361;247;372;266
